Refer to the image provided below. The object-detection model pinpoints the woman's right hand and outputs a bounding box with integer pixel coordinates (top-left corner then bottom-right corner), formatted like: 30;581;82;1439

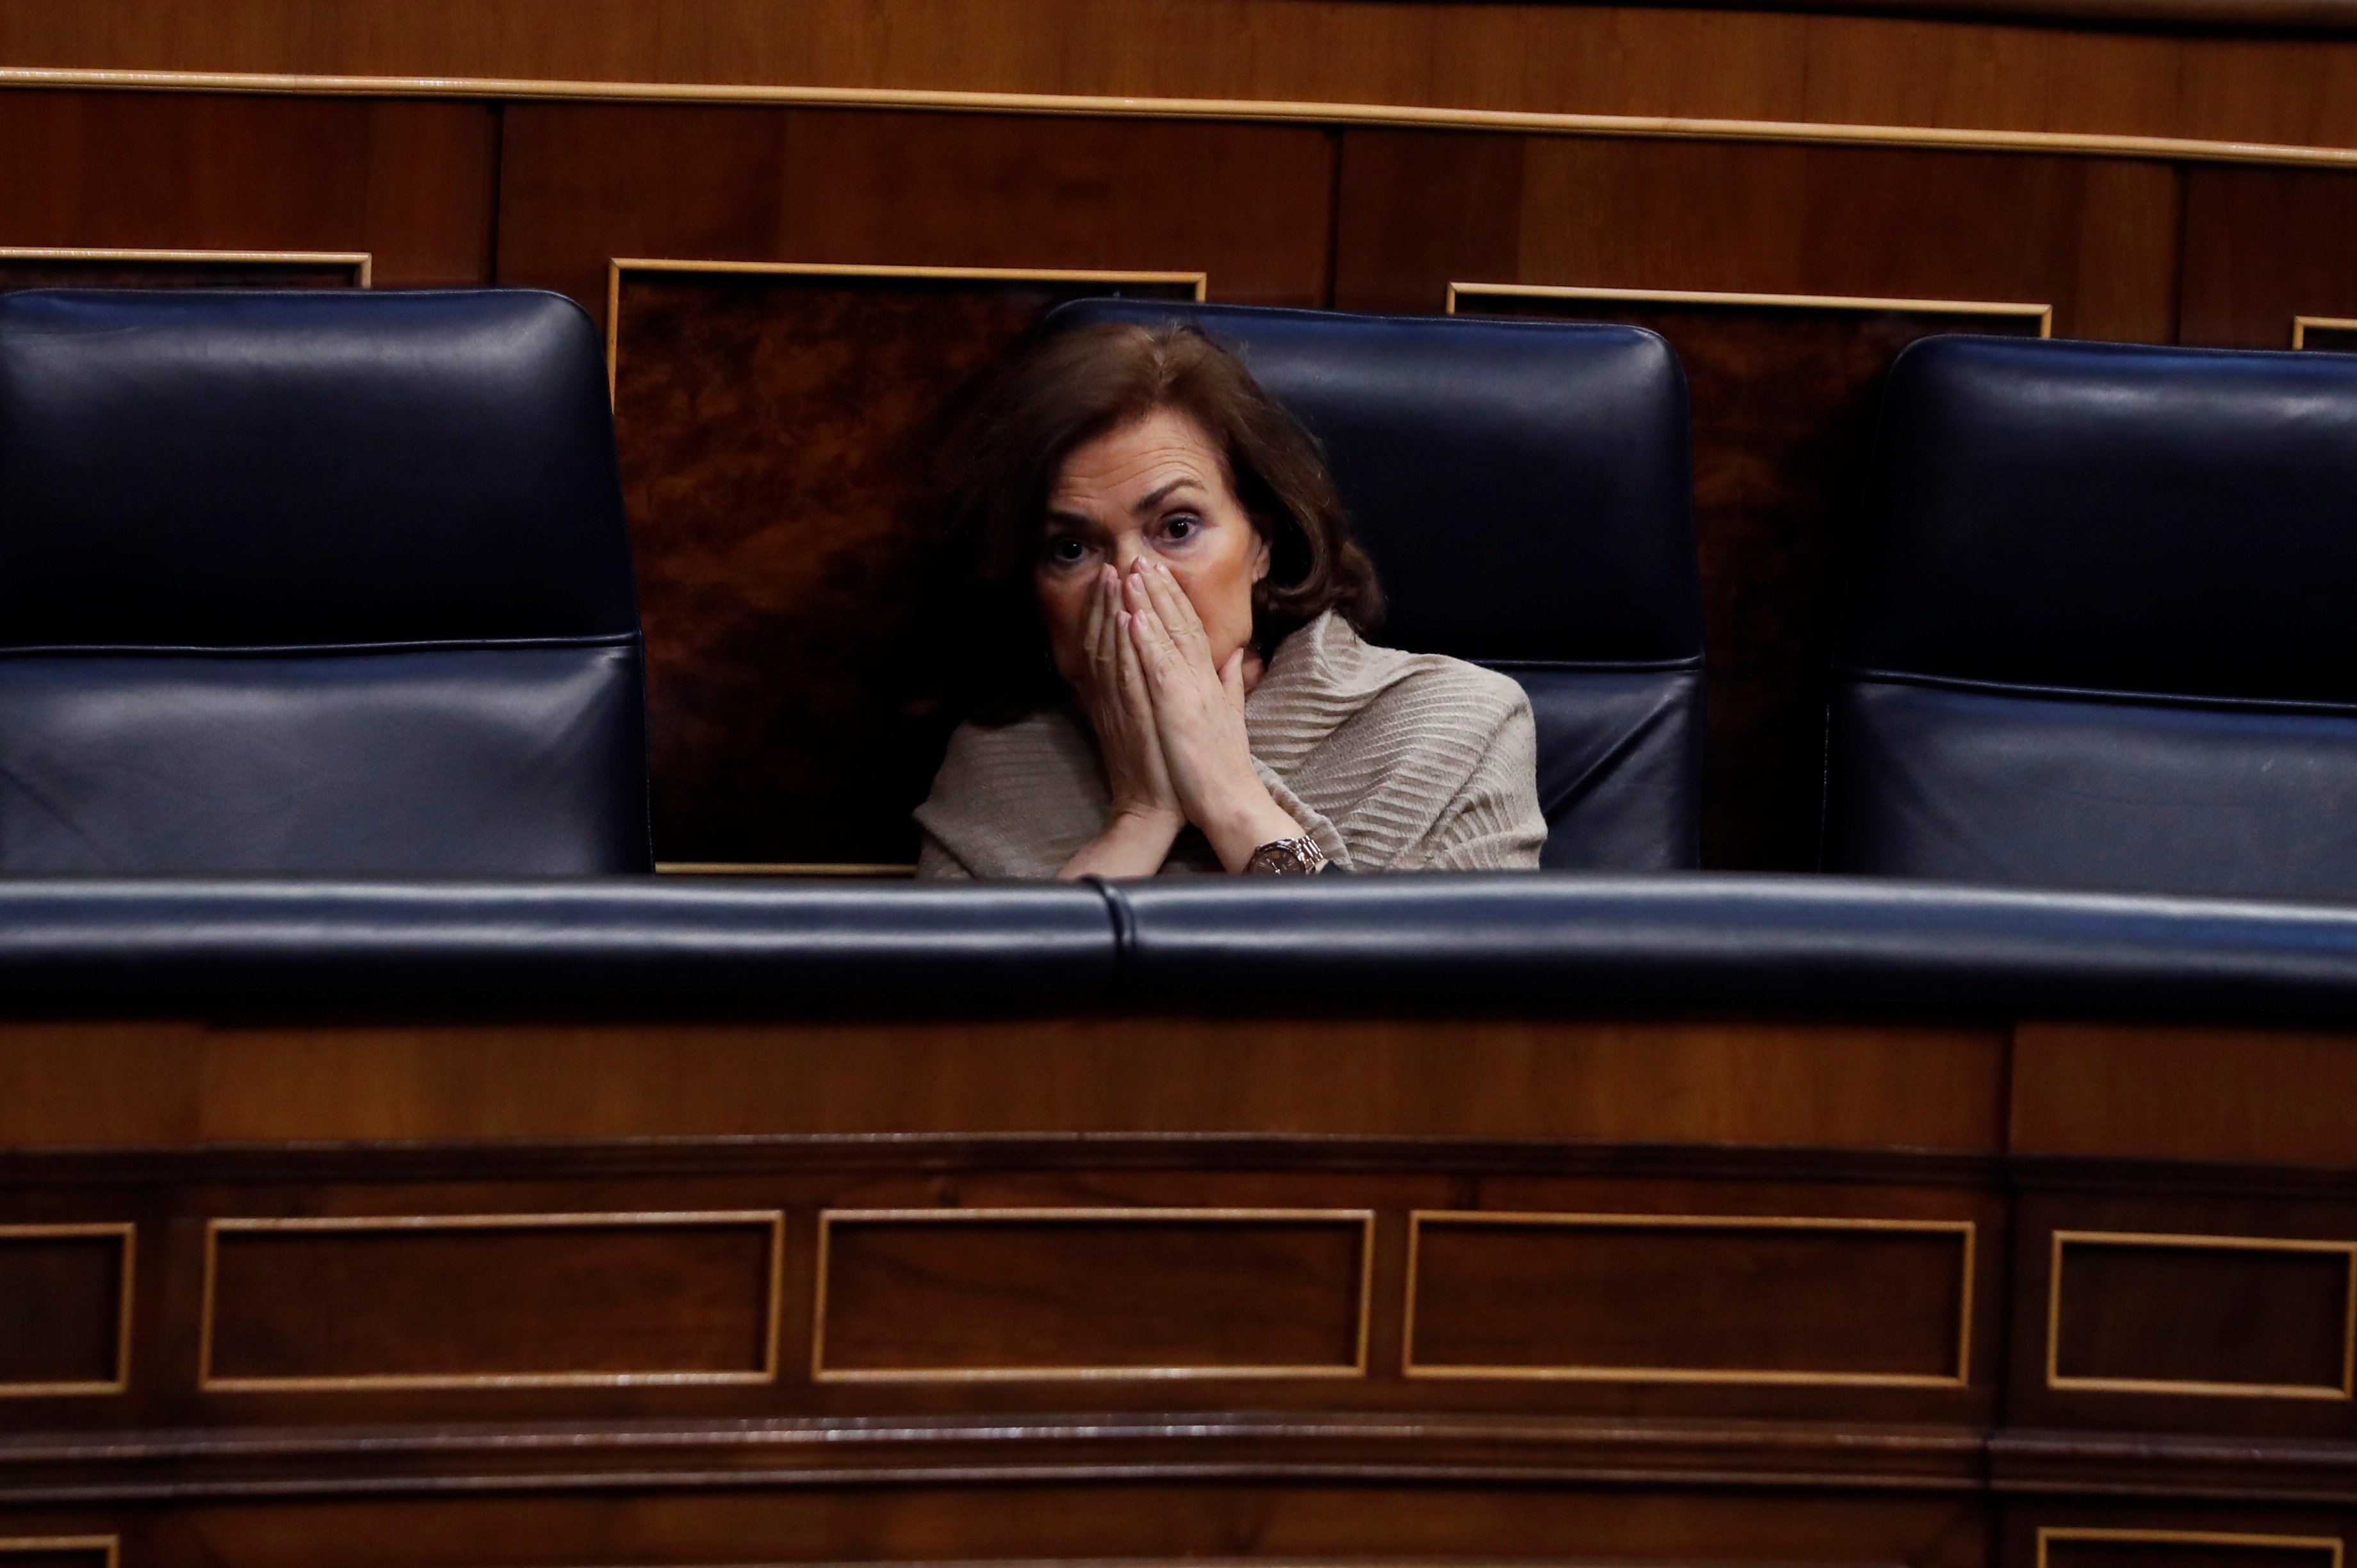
1073;564;1182;831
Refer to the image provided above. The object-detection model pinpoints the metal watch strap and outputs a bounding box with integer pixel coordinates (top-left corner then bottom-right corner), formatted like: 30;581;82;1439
1244;835;1328;875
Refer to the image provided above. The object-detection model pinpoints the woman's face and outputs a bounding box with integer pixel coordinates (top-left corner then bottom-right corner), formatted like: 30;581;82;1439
1036;405;1271;687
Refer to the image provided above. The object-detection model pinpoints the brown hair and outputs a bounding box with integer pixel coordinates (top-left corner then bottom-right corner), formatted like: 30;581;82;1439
926;320;1382;723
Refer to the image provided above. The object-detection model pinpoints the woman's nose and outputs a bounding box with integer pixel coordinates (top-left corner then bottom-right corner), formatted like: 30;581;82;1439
1111;540;1148;572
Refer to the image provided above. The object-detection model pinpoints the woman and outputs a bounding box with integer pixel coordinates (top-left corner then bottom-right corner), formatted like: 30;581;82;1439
915;320;1546;879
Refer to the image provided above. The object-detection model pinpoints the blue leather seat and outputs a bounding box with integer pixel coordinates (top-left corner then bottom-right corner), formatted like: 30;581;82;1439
1825;334;2357;899
0;289;651;874
1047;300;1705;871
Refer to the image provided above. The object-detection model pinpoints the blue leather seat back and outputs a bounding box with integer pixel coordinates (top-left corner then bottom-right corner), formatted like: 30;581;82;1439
1827;334;2357;899
1046;300;1705;870
0;289;651;874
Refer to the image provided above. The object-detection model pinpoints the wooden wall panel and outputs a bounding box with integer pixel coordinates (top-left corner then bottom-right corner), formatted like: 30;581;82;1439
2012;1189;2357;1442
815;1209;1370;1380
2180;167;2357;347
2048;1233;2354;1400
0;90;493;285
0;1227;129;1396
0;1544;113;1568
610;265;1198;866
201;1214;781;1390
1406;1211;1973;1386
497;104;1335;326
2035;1527;2345;1568
2014;1024;2357;1167
2297;320;2357;352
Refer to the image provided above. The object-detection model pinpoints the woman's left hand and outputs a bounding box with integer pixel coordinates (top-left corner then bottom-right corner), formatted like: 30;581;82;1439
1123;560;1308;870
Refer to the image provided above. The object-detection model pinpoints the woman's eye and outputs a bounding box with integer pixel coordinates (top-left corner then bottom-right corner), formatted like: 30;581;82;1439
1163;514;1198;542
1045;537;1088;566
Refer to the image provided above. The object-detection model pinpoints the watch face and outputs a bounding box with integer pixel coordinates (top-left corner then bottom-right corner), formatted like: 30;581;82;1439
1248;838;1325;875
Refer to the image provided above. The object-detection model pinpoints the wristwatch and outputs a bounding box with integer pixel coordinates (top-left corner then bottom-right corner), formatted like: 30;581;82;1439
1244;835;1329;876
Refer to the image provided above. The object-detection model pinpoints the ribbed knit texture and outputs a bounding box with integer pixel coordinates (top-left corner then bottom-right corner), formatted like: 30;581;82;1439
914;612;1546;878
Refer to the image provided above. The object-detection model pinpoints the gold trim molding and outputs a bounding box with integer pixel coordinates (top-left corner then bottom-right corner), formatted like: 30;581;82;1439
0;245;372;286
0;1223;135;1399
1450;280;2053;336
2037;1529;2345;1568
198;1209;786;1392
2046;1228;2357;1400
2294;315;2357;348
3;65;2357;171
1403;1211;1977;1387
0;1538;119;1567
811;1206;1376;1384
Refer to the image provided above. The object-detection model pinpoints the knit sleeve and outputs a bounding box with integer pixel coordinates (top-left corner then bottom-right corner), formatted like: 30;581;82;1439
1398;686;1548;872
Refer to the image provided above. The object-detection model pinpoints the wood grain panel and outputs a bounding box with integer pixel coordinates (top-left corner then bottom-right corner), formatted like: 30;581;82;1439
0;1017;2005;1150
498;104;1334;327
2180;167;2357;348
2048;1232;2356;1400
2040;1529;2344;1568
0;1225;131;1396
0;90;493;286
2014;1023;2357;1166
1407;1211;1973;1385
1451;282;2047;871
610;263;1199;868
200;1212;783;1390
815;1208;1371;1380
2294;318;2357;351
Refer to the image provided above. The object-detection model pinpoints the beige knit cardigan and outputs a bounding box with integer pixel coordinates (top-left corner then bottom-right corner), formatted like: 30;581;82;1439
914;612;1547;878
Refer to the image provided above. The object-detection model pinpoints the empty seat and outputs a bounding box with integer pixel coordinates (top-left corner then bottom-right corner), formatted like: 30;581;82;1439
1046;300;1704;871
1825;334;2357;899
0;289;651;874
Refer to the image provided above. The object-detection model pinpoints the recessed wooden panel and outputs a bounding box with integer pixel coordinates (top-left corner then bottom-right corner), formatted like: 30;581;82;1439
200;1211;783;1390
1407;1211;1974;1385
2039;1528;2344;1568
0;1224;132;1396
2294;318;2357;352
0;1539;117;1568
1450;282;2046;873
2048;1232;2357;1399
0;90;493;286
0;246;367;291
611;262;1201;869
815;1208;1373;1380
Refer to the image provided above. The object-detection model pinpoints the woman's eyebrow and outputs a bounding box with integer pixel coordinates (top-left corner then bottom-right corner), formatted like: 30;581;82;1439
1132;478;1203;513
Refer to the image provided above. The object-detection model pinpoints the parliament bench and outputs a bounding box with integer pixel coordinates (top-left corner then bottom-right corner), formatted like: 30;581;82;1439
3;872;2355;1568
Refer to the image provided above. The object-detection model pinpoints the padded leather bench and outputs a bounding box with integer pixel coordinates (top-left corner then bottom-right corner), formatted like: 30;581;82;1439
5;872;2357;1018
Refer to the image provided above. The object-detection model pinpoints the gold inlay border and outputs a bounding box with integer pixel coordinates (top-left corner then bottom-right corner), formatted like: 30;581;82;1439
2037;1529;2345;1568
3;65;2356;172
1449;280;2053;336
2293;316;2357;349
0;245;373;286
198;1209;786;1392
812;1206;1376;1384
605;256;1207;397
0;1537;119;1567
1403;1210;1977;1387
0;1223;135;1399
2046;1228;2357;1400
